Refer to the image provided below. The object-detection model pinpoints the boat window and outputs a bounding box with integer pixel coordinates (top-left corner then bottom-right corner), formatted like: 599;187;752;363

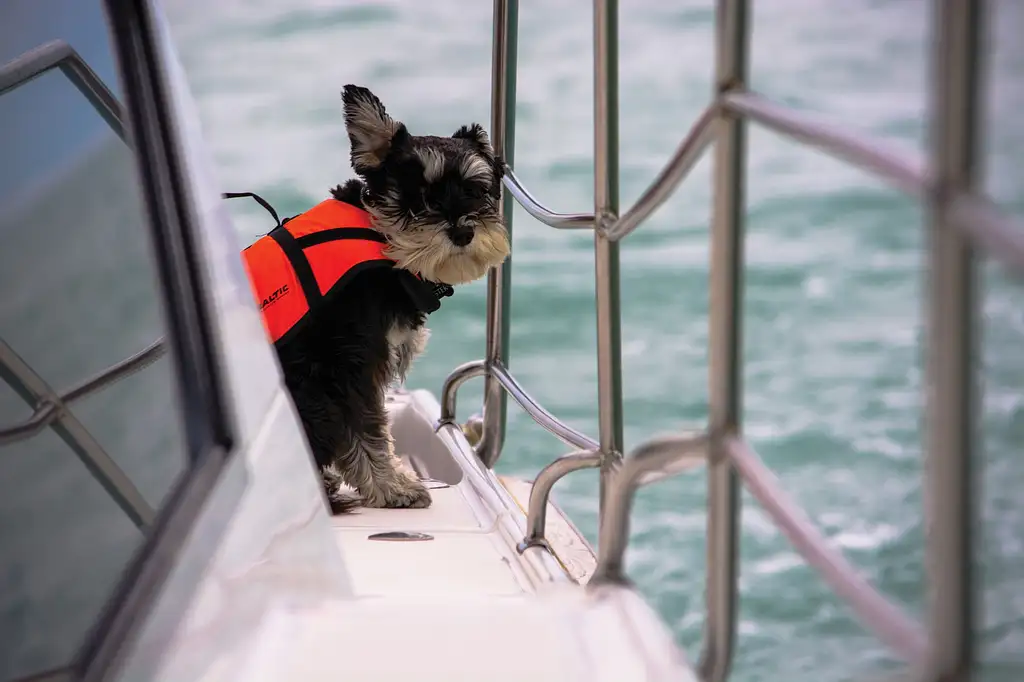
0;2;192;680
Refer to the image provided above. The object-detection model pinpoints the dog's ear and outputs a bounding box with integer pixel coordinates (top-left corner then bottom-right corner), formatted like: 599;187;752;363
452;123;494;156
454;124;504;196
342;84;405;173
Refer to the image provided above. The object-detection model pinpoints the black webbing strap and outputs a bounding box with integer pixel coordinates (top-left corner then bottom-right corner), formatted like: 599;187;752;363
294;227;387;248
269;225;322;307
224;190;320;307
222;191;283;228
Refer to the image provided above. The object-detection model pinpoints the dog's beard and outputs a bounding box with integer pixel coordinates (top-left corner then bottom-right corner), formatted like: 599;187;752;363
366;210;510;285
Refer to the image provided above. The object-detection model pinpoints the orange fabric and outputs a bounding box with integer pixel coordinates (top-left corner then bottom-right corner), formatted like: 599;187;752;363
303;239;391;295
242;232;306;343
278;198;372;237
241;199;394;343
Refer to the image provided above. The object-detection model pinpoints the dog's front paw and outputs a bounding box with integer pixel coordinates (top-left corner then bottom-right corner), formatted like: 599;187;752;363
328;489;363;515
366;473;433;509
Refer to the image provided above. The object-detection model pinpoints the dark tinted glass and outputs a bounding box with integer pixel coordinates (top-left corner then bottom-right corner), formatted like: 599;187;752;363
0;1;188;678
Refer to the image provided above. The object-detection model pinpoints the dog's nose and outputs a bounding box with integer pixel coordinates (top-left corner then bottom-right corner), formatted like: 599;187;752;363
448;224;474;247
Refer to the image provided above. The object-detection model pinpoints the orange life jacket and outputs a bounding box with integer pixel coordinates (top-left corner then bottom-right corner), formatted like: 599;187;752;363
232;193;452;345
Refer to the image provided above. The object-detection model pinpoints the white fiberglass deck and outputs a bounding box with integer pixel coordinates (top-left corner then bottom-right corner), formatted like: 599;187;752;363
332;482;527;597
333;388;596;597
237;586;697;682
262;389;698;682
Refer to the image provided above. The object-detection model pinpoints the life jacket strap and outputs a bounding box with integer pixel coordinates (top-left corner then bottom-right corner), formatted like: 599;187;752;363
223;191;324;309
268;223;322;310
294;227;387;248
223;191;283;228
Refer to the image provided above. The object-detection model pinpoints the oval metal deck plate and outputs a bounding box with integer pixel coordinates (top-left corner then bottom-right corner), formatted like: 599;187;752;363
367;531;434;542
419;478;450;489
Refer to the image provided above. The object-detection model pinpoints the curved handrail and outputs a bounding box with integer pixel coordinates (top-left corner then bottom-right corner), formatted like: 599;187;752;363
720;90;925;198
437;359;598;452
589;432;709;585
503;167;594;229
517;449;601;552
604;105;717;242
437;359;488;427
489;363;598;451
948;191;1024;273
715;91;1024;272
457;1;1004;679
725;435;928;662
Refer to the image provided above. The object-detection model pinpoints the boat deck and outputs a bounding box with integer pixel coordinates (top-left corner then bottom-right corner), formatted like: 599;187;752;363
331;480;529;597
201;388;689;682
238;581;698;682
265;476;695;682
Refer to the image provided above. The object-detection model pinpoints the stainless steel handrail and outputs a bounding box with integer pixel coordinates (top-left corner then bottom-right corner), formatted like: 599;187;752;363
604;105;717;242
517;449;601;552
700;5;747;679
721;91;926;198
489;363;598;451
591;430;929;663
503;168;594;229
448;1;1021;678
725;436;928;661
476;0;518;469
591;0;625;519
504;91;1024;270
438;359;598;451
589;432;708;584
720;89;1024;271
437;357;601;553
925;2;982;679
948;190;1024;272
438;359;488;425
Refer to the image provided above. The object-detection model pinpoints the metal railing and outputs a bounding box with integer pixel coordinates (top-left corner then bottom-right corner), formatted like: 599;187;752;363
437;0;1024;680
0;40;170;531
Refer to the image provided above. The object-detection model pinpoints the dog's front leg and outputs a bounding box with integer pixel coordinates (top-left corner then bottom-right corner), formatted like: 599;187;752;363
387;321;430;385
337;397;432;509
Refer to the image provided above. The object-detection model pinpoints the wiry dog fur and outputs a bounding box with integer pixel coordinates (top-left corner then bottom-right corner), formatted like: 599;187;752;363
274;85;509;513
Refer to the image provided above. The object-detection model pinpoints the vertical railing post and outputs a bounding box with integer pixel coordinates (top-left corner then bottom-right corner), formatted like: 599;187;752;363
924;1;984;680
477;0;519;468
702;1;749;681
593;0;624;519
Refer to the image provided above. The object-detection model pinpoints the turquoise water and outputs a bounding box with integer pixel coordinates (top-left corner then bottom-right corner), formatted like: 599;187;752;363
165;2;1023;680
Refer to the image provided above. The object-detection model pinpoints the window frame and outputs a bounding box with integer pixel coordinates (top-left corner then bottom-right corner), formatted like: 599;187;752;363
0;1;244;680
77;0;244;679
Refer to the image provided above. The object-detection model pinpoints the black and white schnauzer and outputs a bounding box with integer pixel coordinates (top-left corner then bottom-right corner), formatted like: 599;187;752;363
275;85;509;513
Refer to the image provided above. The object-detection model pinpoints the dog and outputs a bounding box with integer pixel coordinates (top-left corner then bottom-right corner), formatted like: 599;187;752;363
270;85;510;513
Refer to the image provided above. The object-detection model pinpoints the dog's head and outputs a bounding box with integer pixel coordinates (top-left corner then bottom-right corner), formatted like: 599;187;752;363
341;84;510;285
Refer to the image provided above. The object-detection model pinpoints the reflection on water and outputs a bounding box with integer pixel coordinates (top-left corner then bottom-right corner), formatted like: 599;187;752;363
0;128;187;678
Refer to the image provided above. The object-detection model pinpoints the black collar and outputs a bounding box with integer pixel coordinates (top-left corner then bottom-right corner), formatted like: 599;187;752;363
400;273;454;314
